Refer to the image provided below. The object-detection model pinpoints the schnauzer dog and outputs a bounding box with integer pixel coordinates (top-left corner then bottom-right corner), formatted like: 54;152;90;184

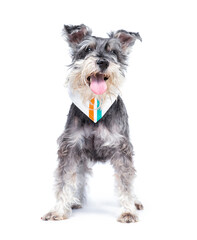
42;24;143;223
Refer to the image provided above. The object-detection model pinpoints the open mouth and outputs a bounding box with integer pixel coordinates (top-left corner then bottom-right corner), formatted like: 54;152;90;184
87;73;109;95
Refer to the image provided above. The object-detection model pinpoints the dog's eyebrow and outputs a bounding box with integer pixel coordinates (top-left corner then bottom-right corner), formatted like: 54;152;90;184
78;39;96;51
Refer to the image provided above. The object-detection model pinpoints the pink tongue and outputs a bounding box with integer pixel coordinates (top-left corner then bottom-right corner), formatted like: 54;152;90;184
90;75;107;95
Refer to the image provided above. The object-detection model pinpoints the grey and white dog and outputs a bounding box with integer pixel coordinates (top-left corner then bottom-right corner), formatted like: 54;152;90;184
42;24;143;223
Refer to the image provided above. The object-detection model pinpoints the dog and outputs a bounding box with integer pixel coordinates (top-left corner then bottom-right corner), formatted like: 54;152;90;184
42;24;143;223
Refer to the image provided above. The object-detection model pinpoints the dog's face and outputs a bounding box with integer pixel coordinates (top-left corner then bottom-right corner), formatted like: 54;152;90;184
64;24;141;103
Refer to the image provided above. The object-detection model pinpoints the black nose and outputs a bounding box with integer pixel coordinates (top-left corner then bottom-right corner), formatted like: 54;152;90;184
96;59;109;71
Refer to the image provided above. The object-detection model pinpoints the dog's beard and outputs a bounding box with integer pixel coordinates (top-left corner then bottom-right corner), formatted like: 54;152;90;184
66;57;125;104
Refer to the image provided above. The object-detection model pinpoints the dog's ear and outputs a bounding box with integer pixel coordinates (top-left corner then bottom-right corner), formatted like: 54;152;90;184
110;30;142;52
63;24;92;48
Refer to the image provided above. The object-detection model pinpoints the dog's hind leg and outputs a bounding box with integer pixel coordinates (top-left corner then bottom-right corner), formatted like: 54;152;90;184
71;161;92;209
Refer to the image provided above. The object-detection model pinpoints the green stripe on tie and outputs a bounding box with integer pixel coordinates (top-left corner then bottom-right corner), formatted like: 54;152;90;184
97;99;102;121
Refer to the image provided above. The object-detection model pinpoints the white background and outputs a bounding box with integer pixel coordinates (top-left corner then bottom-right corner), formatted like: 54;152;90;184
0;0;197;239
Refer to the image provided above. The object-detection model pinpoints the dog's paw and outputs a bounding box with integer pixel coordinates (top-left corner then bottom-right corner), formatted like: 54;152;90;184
117;212;139;223
135;202;144;210
71;204;82;209
41;211;68;221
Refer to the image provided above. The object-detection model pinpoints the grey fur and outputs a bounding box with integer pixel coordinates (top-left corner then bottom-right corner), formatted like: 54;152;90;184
42;25;143;223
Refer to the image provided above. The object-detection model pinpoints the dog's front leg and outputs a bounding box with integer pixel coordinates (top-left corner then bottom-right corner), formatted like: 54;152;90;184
42;131;84;221
111;144;139;223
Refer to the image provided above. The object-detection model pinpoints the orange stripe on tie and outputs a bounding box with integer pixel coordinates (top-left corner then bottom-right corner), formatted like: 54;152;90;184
89;98;95;121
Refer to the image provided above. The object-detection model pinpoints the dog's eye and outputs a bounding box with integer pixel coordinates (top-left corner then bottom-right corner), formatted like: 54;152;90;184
85;47;93;53
110;50;117;55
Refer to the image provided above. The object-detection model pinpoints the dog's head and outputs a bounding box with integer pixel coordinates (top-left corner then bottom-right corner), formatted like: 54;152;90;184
64;24;141;103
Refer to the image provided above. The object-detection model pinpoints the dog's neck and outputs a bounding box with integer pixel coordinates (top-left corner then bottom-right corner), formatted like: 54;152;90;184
68;86;119;123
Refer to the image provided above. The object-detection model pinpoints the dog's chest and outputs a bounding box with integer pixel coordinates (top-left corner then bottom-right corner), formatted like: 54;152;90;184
82;123;124;161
